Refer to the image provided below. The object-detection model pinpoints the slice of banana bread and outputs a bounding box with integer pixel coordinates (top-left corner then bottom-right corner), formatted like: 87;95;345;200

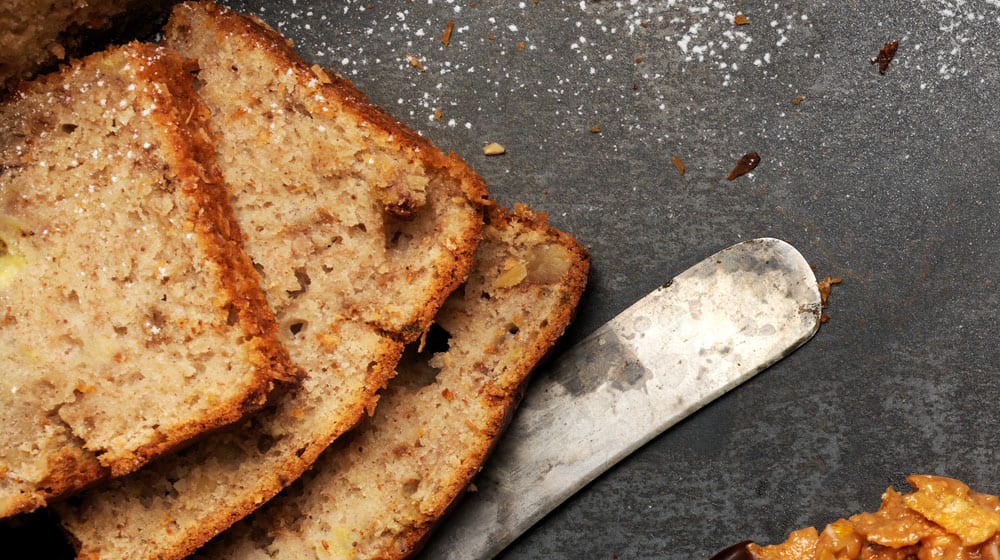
0;42;294;519
55;3;487;558
164;1;487;336
197;205;589;560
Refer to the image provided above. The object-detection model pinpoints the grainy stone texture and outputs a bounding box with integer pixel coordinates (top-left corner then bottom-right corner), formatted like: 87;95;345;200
6;1;999;558
216;1;1000;559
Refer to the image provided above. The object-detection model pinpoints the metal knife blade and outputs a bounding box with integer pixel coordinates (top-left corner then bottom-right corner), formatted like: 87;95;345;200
419;237;822;560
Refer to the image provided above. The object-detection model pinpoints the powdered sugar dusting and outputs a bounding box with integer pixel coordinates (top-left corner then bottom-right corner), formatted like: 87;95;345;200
927;0;997;83
618;3;812;88
237;1;820;147
876;1;1000;92
218;0;1000;193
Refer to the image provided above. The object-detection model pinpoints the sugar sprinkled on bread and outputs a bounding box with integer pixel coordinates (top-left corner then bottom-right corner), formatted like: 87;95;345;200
0;41;295;518
55;3;487;558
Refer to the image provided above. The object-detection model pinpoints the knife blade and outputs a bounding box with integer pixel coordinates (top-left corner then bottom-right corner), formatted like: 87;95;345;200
419;237;822;560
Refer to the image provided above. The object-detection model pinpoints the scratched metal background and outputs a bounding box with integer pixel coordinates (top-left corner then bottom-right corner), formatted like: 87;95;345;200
220;1;1000;559
11;1;1000;558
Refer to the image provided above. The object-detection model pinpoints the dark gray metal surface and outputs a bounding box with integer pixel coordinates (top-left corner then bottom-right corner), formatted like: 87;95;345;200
219;1;1000;558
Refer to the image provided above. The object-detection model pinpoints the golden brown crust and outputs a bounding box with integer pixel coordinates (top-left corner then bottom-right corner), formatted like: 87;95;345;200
169;2;486;343
323;70;491;205
196;205;588;560
395;205;590;558
0;0;179;93
19;444;105;520
184;338;404;560
323;68;489;342
0;41;294;516
56;3;486;557
173;1;489;211
102;43;296;475
64;336;405;560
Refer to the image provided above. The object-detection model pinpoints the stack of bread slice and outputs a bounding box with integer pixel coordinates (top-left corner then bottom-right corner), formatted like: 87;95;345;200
196;204;590;560
0;2;589;558
55;2;488;557
0;40;296;519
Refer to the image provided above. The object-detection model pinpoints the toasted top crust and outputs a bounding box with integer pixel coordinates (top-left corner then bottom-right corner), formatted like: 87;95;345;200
0;42;294;518
196;205;589;560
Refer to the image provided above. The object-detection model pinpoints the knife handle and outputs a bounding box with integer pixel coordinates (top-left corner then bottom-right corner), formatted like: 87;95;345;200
708;540;755;560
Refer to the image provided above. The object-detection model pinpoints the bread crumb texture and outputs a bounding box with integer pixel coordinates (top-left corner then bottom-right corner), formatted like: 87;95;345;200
0;0;177;91
198;205;589;560
0;42;291;518
164;1;487;336
56;3;487;559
